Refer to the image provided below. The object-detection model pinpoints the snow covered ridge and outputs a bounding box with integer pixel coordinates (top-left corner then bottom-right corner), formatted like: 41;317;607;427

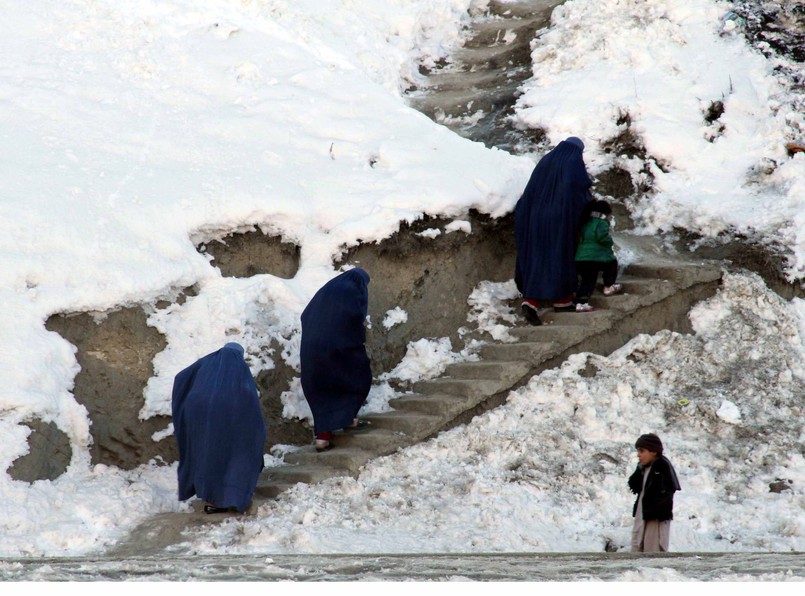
0;2;531;455
2;0;805;559
514;0;805;280
186;273;805;555
0;0;534;555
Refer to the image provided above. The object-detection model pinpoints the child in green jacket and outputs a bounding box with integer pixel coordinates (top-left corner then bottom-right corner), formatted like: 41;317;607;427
574;200;621;311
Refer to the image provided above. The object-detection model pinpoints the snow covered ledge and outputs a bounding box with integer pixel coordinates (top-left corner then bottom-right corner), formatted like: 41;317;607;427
35;212;516;474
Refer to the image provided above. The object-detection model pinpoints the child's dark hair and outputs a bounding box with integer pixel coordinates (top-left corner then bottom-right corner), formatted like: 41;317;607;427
580;199;612;223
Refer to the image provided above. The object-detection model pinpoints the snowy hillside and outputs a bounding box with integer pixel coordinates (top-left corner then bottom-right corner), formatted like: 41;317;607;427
0;0;804;559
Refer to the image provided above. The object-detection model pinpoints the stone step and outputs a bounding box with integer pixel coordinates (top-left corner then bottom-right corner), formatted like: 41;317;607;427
625;262;722;288
587;292;642;312
509;323;595;346
284;446;374;473
444;359;532;381
538;309;618;327
616;277;662;295
479;340;557;362
463;14;546;49
329;427;409;452
422;67;511;93
254;482;297;500
623;277;679;302
414;376;517;401
451;42;529;73
391;393;472;418
257;463;342;488
363;410;445;441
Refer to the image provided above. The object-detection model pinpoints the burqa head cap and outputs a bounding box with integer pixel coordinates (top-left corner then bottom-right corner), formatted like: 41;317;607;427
635;433;663;455
223;342;245;356
565;136;584;150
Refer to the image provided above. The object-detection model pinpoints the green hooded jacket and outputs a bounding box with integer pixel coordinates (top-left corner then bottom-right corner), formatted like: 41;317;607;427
575;216;615;262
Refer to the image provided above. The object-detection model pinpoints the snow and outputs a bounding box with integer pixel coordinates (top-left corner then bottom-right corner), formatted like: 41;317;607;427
515;0;805;279
382;306;409;329
0;0;804;566
716;400;742;424
180;273;805;557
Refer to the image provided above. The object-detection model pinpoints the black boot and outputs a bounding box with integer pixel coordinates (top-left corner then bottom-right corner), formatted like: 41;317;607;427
521;303;542;326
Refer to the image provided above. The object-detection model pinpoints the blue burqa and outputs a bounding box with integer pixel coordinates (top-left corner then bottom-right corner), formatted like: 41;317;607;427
300;268;372;434
514;137;592;301
171;342;266;512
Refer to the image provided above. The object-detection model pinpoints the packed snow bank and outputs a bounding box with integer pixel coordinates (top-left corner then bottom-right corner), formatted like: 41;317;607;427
182;273;805;554
514;0;805;279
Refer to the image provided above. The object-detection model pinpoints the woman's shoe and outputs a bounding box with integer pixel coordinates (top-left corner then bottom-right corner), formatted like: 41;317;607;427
315;439;334;452
343;418;371;432
575;302;594;312
521;303;542;326
553;304;576;313
603;283;623;296
204;504;230;514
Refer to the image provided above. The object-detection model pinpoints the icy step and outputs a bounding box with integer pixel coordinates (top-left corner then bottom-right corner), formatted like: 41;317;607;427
421;67;513;93
463;15;547;49
451;42;530;72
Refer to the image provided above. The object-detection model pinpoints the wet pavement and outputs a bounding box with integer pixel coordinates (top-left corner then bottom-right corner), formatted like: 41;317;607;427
2;551;804;581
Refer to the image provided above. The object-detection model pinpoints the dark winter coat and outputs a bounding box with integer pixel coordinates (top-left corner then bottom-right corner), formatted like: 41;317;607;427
575;216;615;262
300;268;372;434
629;456;681;521
514;139;592;301
172;342;266;512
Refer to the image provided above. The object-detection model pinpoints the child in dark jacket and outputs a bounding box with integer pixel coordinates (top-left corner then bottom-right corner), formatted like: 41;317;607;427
574;199;621;312
629;433;681;552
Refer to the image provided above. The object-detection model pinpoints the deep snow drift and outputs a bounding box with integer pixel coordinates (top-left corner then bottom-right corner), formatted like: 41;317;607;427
1;0;804;561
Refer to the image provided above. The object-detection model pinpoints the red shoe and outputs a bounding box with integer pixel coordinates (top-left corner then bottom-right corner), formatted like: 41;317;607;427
315;432;333;452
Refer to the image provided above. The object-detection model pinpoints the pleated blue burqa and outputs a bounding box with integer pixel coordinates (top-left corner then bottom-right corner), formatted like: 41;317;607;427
300;268;372;434
515;137;592;301
171;342;266;512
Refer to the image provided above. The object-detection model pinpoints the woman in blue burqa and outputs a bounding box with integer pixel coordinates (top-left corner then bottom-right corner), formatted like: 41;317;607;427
171;342;266;514
301;267;373;452
514;136;592;326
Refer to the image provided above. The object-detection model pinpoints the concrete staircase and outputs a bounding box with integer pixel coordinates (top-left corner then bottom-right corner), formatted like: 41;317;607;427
108;236;722;556
255;238;722;499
